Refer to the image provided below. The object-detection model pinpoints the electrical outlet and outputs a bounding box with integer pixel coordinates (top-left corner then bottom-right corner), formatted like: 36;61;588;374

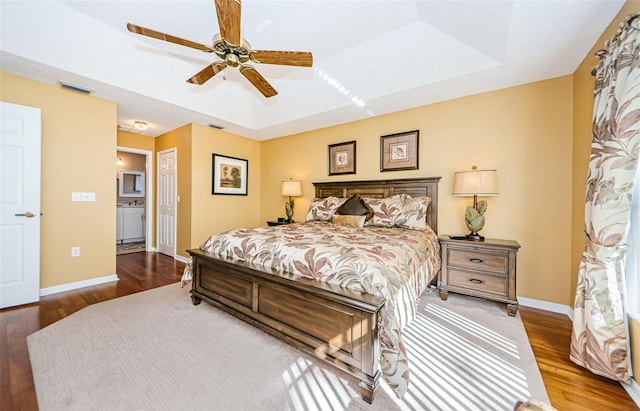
71;247;80;257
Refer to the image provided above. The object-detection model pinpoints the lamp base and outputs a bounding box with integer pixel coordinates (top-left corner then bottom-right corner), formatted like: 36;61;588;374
466;232;485;241
284;198;294;223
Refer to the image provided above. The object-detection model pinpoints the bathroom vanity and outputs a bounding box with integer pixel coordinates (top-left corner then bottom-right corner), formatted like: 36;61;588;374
116;205;145;244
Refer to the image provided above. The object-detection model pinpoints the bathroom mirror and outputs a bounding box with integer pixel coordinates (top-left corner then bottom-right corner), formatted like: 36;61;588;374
119;170;145;197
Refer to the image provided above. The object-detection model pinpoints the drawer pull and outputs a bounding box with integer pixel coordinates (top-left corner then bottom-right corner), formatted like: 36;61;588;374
468;258;485;264
469;278;485;284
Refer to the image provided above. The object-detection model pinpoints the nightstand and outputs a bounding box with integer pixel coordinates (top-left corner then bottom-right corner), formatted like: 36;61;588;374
266;220;291;226
439;236;521;316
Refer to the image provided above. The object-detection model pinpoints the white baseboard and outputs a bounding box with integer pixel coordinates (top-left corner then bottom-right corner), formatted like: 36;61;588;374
39;250;185;296
175;254;189;264
517;296;574;320
622;379;640;408
40;274;119;296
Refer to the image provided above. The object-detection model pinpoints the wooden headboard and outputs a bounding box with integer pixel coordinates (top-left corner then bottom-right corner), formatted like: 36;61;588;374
313;177;441;233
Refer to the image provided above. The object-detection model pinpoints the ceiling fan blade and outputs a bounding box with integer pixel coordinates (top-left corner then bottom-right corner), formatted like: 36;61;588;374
239;65;278;98
187;62;227;85
250;50;313;67
215;0;241;46
127;23;214;53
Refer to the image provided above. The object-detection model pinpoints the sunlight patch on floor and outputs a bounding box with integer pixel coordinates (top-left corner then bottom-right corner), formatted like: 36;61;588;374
401;304;531;410
282;357;354;411
280;300;533;411
425;302;520;357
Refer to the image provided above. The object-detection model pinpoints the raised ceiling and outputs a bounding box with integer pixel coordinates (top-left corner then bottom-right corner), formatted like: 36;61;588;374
0;1;625;140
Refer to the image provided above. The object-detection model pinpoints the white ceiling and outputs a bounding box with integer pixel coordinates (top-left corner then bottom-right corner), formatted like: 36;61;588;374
0;0;625;140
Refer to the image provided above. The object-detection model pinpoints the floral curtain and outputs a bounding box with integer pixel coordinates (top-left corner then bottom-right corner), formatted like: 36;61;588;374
570;13;640;382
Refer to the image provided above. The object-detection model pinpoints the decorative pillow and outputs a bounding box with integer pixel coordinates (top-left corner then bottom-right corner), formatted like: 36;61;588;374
364;196;403;227
331;214;366;228
335;194;374;221
364;196;431;230
394;196;431;230
305;196;346;221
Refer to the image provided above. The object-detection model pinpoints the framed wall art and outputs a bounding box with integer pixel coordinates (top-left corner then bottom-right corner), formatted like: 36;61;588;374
212;153;248;195
328;141;356;175
380;130;419;172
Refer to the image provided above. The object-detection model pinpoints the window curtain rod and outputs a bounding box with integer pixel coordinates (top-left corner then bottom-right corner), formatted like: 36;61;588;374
591;12;640;76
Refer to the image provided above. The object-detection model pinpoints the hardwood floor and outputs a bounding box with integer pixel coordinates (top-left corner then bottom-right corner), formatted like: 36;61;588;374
1;252;637;410
519;307;638;410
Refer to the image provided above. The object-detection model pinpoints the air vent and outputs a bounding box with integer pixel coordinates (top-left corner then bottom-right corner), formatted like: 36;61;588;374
208;123;224;130
58;81;93;94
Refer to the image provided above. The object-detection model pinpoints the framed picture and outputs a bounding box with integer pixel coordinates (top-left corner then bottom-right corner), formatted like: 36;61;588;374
212;154;248;195
380;130;419;172
328;141;356;175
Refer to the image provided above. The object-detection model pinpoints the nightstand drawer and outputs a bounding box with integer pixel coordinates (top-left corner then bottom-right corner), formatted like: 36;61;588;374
447;268;507;295
448;249;508;273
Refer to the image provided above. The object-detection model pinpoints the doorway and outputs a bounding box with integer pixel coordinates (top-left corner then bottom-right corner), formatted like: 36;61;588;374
116;147;153;254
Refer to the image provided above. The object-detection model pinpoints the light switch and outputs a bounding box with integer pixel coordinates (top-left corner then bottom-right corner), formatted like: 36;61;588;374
72;192;96;202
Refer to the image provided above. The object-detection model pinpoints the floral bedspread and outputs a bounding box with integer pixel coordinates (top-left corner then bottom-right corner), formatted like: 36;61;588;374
181;221;440;398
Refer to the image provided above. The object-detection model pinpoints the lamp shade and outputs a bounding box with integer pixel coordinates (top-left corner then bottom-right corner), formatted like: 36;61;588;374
281;180;302;197
452;169;498;196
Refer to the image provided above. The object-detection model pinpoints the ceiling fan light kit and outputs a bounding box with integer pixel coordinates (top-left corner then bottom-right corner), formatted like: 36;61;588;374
127;0;313;98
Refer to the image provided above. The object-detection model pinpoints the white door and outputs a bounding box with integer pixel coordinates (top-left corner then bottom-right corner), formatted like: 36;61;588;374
158;149;176;257
1;102;41;309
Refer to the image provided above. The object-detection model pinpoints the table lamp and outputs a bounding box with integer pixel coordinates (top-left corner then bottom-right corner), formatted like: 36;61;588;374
281;179;302;222
452;167;498;241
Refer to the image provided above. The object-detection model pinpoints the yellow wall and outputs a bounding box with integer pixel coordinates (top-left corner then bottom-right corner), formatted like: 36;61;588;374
261;76;574;305
1;72;117;288
117;131;155;152
189;124;261;250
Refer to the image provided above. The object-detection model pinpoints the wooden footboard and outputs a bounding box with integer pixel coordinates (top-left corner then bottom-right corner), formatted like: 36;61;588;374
187;248;385;403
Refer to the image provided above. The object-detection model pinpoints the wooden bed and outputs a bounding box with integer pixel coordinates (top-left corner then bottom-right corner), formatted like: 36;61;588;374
187;177;440;403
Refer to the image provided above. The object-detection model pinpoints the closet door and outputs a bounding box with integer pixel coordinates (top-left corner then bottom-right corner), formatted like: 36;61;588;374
158;148;176;257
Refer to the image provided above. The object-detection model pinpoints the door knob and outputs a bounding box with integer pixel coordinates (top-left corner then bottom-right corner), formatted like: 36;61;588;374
15;211;36;218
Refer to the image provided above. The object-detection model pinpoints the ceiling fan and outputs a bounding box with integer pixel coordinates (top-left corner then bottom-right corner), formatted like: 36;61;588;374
127;0;313;98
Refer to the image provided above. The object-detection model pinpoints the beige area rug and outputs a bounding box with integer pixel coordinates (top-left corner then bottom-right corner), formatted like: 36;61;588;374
28;283;549;411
